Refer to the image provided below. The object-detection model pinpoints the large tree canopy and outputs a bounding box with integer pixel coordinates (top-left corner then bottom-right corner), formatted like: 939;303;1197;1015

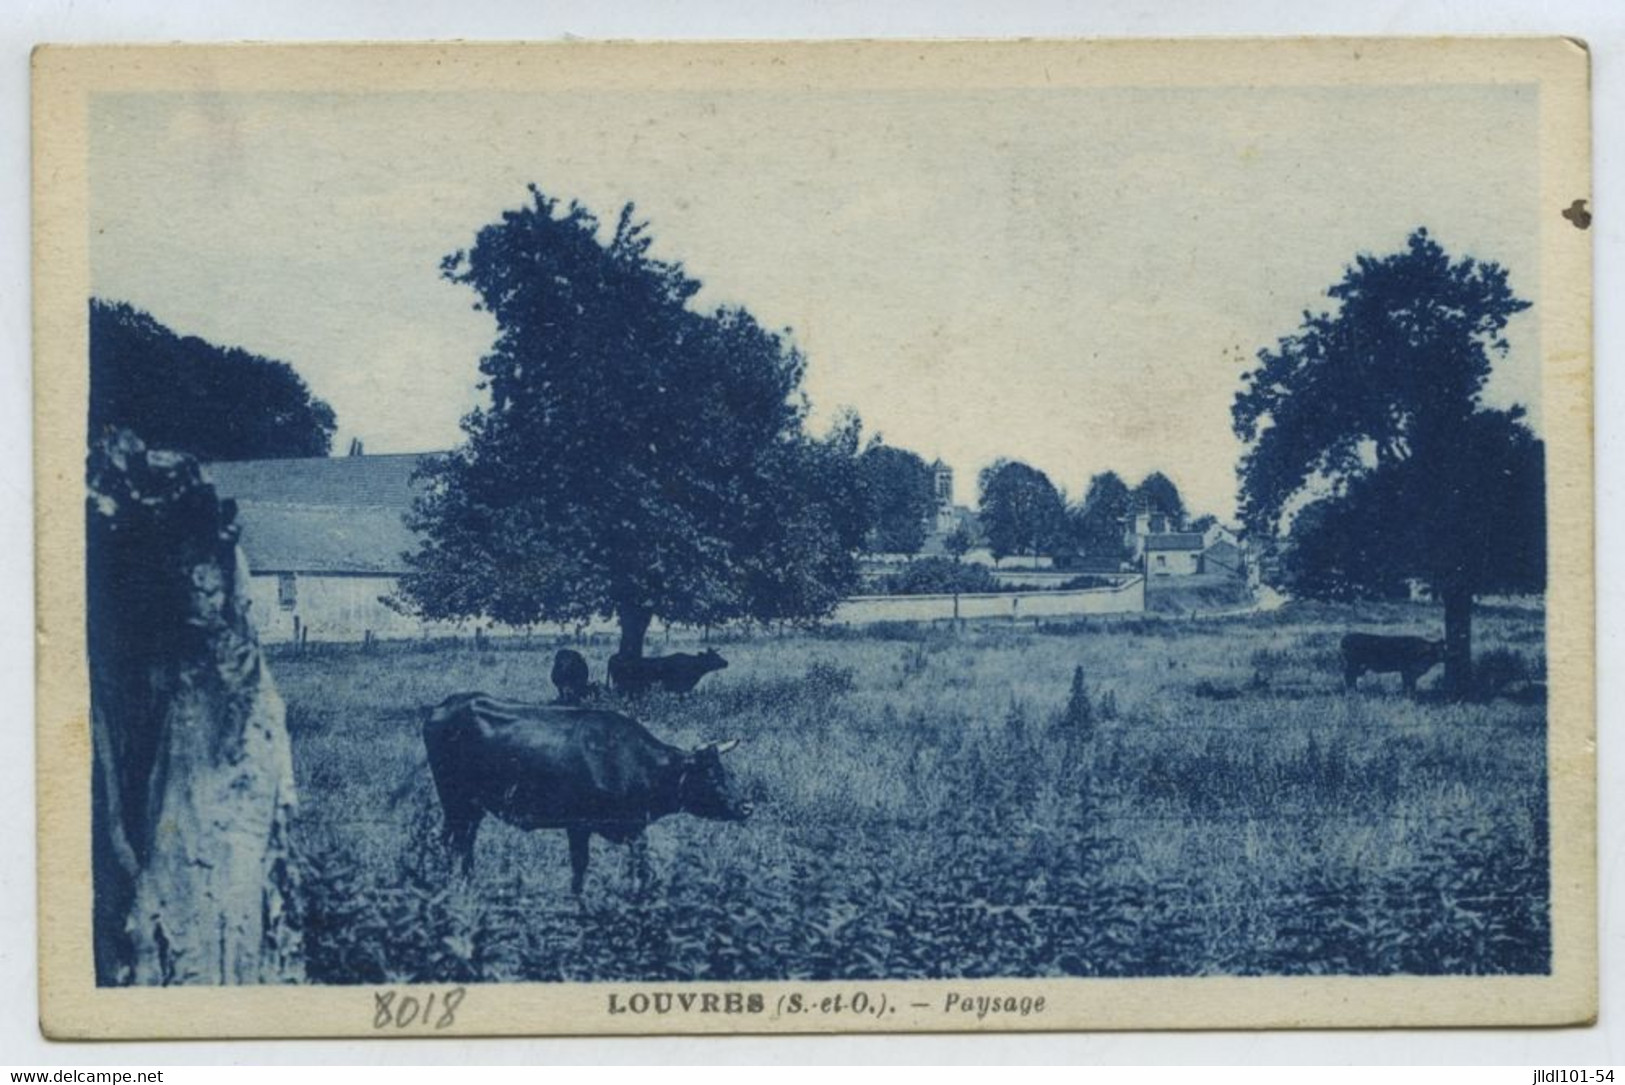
1071;470;1133;564
1232;229;1541;692
90;300;336;460
1131;471;1186;525
977;459;1066;563
396;186;865;656
858;441;935;555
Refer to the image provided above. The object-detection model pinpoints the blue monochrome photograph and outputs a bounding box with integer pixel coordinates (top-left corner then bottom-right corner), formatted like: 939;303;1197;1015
41;40;1594;1034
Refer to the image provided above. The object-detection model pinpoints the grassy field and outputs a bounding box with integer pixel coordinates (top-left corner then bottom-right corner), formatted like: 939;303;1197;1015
278;599;1549;984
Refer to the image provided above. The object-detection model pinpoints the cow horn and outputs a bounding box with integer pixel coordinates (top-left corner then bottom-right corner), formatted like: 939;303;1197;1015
714;738;741;754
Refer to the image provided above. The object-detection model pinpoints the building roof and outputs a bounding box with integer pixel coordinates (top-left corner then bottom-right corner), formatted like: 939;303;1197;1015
204;454;436;574
230;503;419;575
205;453;430;509
1144;532;1205;552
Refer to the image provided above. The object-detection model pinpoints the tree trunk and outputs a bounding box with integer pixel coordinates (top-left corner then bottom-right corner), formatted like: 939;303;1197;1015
1441;583;1474;698
617;604;653;659
88;430;303;986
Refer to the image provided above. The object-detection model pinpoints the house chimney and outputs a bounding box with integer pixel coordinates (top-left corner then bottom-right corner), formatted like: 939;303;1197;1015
347;437;364;457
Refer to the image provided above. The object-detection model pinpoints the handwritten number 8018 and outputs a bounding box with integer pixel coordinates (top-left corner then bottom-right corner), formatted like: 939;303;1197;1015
373;986;466;1030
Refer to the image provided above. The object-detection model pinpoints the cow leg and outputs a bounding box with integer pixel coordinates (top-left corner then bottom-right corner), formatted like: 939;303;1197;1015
1343;664;1359;692
1402;668;1419;696
567;828;591;896
441;805;482;878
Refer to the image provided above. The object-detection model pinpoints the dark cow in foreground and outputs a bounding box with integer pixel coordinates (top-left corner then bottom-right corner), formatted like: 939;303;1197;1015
551;648;594;705
608;649;729;695
1341;633;1444;694
422;692;751;892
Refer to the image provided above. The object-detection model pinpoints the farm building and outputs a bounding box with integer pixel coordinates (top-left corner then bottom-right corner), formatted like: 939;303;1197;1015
1200;538;1246;577
209;451;1147;643
1125;506;1251;579
1144;532;1204;576
204;453;455;644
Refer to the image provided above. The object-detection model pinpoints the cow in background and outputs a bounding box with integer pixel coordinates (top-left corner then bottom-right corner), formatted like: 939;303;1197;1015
608;648;729;696
551;648;596;705
422;692;750;892
1341;633;1444;694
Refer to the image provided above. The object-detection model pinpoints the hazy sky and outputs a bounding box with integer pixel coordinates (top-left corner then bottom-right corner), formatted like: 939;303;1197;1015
89;83;1541;519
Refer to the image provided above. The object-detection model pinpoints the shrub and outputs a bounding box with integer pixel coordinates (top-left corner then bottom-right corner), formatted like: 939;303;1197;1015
1057;574;1116;591
877;558;1000;596
803;660;857;697
1057;665;1095;739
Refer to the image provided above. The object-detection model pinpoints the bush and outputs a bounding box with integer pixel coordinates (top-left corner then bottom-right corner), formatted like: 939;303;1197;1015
876;558;1000;596
1057;665;1094;739
1057;574;1116;591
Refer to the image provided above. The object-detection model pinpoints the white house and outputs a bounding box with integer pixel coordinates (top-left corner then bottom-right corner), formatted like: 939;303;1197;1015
205;453;434;643
1143;532;1205;576
1123;504;1250;579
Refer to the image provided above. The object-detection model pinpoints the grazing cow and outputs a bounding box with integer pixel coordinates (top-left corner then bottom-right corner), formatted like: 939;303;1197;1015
551;648;593;705
1341;633;1444;694
422;692;751;893
608;649;729;695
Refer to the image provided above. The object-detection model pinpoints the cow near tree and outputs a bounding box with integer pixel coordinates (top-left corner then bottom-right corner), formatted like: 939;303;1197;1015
1233;228;1544;695
394;186;867;659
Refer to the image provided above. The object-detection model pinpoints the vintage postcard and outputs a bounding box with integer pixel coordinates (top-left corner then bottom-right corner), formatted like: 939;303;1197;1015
33;39;1593;1038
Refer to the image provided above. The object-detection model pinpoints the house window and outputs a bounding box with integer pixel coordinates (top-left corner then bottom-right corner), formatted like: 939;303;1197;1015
1155;555;1167;568
278;573;298;609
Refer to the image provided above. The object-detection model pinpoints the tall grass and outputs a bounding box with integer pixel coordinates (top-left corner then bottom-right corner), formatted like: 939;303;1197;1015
281;601;1548;982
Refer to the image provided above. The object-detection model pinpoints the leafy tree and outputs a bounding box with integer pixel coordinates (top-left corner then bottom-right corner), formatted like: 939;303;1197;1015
1188;513;1219;534
943;523;976;563
395;186;866;657
858;441;935;554
89;299;336;460
1132;471;1186;526
1233;228;1541;693
977;459;1067;563
1072;470;1133;563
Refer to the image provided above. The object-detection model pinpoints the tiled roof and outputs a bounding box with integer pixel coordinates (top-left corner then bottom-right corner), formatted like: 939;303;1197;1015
204;454;437;574
230;503;419;575
1144;532;1205;552
205;453;431;509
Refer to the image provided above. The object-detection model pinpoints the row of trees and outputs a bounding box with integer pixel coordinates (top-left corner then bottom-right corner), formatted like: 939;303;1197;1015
91;183;1541;688
388;186;1218;656
849;440;1201;567
391;188;1217;654
975;462;1194;566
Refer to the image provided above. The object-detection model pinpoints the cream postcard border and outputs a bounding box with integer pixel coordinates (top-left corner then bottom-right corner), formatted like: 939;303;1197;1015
31;38;1594;1039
